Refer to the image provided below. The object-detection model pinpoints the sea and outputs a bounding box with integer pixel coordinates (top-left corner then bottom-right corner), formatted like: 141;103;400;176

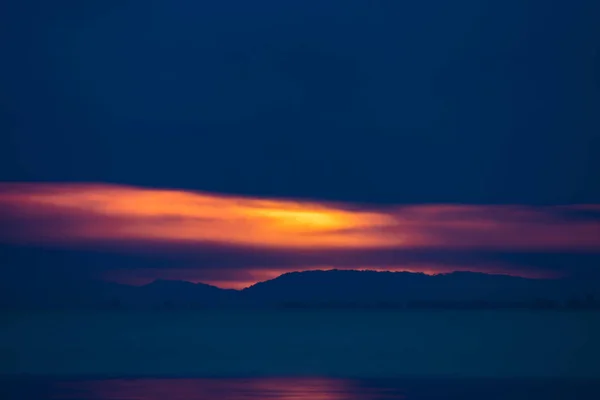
2;310;599;399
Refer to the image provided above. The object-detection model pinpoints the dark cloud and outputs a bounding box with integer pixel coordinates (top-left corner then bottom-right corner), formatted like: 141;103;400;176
1;1;599;204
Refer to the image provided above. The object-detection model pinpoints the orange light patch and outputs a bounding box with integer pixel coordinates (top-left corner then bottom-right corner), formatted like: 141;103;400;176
0;183;398;249
0;182;599;252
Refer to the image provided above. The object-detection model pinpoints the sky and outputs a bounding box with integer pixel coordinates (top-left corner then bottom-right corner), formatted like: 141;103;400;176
1;1;599;288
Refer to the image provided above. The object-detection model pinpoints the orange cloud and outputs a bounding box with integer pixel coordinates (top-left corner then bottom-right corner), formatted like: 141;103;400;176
0;182;599;252
0;183;394;249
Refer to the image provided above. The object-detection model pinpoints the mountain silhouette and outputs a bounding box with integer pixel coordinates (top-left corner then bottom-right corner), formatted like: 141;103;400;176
241;270;597;307
1;270;599;310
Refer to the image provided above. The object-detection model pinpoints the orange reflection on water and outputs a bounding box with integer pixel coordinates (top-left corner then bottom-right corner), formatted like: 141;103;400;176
56;377;403;400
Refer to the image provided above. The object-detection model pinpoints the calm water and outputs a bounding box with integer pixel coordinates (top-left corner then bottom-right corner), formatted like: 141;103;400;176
3;311;600;398
3;311;600;377
2;377;600;400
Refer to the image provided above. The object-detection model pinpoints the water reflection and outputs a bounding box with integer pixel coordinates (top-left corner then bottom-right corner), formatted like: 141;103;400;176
2;377;597;400
53;378;403;400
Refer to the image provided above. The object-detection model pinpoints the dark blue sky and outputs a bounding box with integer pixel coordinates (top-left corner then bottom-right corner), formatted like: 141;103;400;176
1;0;599;205
1;1;599;287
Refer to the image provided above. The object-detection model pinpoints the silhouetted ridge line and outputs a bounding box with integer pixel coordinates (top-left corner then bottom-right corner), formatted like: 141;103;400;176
1;270;598;310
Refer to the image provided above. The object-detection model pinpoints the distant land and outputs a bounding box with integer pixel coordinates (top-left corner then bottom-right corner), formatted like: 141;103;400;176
1;270;599;310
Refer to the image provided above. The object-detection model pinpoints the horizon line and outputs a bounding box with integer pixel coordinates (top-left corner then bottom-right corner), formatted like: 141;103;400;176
104;268;556;291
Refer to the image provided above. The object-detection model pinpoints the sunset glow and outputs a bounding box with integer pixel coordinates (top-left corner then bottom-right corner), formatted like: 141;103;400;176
1;183;599;252
0;183;393;249
1;183;599;287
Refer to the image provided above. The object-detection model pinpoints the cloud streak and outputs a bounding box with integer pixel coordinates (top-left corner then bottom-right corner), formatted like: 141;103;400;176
1;183;599;252
1;183;599;287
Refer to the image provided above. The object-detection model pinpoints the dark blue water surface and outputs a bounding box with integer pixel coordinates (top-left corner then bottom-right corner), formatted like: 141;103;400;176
2;377;600;400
